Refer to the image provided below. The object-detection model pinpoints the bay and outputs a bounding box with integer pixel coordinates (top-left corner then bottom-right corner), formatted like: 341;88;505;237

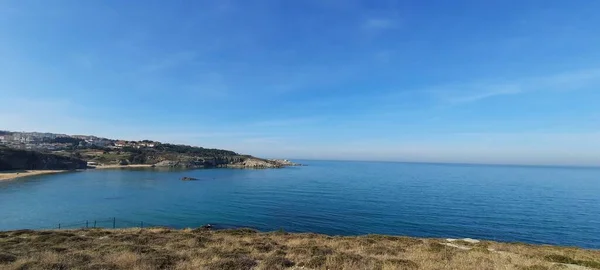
1;160;599;249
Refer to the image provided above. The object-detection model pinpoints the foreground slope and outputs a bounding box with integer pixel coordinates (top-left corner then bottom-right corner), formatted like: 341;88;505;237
0;229;598;270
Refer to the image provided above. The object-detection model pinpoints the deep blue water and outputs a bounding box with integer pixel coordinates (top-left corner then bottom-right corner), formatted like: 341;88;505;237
1;160;599;249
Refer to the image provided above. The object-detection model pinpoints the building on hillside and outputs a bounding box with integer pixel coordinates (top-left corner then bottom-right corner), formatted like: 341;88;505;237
86;139;110;147
114;141;127;148
139;143;156;148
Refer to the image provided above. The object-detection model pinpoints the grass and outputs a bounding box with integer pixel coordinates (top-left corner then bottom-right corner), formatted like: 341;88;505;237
545;254;600;268
0;228;598;270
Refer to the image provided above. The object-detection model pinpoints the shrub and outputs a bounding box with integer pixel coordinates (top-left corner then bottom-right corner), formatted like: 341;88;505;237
206;255;257;270
261;256;294;269
385;259;419;269
364;245;400;255
545;254;577;264
306;255;327;268
519;265;549;270
0;253;17;264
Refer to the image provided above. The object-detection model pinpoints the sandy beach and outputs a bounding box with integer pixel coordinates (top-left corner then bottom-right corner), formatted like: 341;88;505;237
92;164;155;169
0;170;67;181
0;165;155;181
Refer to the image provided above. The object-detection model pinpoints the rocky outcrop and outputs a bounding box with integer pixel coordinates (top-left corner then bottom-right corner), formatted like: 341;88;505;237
152;157;300;169
226;157;296;168
0;147;87;171
269;159;302;166
154;160;180;167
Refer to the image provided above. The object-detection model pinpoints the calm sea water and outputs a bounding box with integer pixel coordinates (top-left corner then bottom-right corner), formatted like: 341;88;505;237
1;160;599;248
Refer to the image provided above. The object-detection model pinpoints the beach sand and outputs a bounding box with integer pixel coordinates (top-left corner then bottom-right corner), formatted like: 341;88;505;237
0;165;155;181
0;170;67;181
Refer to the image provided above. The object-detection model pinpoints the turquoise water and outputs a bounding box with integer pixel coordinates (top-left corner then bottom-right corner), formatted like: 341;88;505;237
1;160;599;248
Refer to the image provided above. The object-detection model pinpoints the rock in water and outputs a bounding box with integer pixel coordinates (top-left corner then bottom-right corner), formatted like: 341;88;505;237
181;177;198;181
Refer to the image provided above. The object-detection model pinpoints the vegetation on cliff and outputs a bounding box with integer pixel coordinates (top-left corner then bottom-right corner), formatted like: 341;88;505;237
0;130;298;169
61;144;293;169
0;146;87;171
0;228;598;270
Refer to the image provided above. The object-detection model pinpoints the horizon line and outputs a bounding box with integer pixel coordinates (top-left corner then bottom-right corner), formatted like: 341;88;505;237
3;129;599;169
281;158;600;170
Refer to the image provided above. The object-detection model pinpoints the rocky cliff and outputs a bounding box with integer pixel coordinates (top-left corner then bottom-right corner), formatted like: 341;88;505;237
0;146;87;171
152;156;298;169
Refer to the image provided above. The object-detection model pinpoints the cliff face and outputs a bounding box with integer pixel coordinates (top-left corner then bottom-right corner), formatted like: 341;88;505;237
50;143;300;169
0;147;87;171
225;157;299;168
152;156;297;169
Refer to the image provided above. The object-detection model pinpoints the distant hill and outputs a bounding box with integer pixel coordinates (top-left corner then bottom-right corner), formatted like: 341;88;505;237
75;144;290;168
0;131;298;169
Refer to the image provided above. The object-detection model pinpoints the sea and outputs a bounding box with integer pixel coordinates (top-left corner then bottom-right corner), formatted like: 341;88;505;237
1;160;599;249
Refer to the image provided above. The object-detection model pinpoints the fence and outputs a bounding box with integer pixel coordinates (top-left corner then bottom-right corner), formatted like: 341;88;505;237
53;217;165;230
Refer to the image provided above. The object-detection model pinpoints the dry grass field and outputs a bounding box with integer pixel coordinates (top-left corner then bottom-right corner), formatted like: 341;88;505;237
0;228;598;270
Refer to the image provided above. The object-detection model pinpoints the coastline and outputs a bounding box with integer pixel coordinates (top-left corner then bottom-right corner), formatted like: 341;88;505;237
0;162;296;181
91;164;155;170
0;170;67;182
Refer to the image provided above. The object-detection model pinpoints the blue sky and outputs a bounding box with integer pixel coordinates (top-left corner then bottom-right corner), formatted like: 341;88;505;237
1;0;600;166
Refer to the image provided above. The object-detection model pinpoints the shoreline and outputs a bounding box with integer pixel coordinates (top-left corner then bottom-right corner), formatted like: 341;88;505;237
91;164;155;170
0;163;296;181
0;170;68;182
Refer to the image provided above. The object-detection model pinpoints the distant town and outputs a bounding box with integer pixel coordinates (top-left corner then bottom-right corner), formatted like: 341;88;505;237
0;130;299;171
0;131;159;152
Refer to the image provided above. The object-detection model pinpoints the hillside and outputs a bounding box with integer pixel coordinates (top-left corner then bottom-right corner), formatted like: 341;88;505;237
69;144;295;169
0;146;87;171
0;228;598;270
0;130;298;169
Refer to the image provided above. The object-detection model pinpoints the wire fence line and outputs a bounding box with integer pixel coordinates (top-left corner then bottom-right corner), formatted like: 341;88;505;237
51;217;166;230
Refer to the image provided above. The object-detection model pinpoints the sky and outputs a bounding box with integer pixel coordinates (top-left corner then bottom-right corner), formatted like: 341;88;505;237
1;0;600;166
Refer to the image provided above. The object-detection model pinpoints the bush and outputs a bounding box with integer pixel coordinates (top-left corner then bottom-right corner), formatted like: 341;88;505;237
519;265;549;270
0;253;17;264
385;259;419;269
305;255;326;268
261;256;294;269
545;254;577;264
206;255;257;270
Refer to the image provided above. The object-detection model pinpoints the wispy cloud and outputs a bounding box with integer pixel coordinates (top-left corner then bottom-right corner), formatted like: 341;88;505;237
431;68;600;104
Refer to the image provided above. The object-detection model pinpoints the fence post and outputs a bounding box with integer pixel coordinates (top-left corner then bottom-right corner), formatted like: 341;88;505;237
113;217;116;229
86;220;88;228
141;221;144;229
94;220;96;228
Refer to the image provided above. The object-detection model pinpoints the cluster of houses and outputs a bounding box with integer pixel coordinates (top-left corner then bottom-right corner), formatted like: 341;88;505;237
0;132;75;150
112;140;158;149
0;131;160;151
